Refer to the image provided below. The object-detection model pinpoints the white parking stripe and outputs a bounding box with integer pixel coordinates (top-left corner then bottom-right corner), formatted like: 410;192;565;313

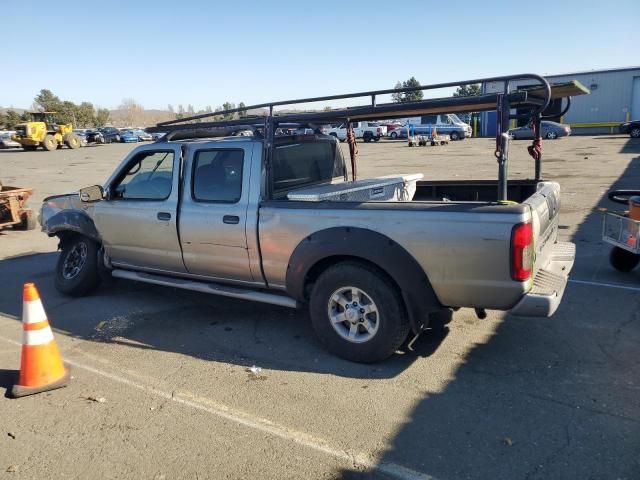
0;334;436;480
569;279;640;292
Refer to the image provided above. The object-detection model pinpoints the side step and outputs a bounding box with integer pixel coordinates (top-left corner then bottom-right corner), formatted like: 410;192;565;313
111;269;299;309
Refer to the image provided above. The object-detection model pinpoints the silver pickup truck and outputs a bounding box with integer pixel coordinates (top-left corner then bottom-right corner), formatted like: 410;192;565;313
39;75;583;362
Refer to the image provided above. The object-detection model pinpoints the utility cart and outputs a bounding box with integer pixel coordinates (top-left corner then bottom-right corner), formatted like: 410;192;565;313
0;182;36;231
603;190;640;273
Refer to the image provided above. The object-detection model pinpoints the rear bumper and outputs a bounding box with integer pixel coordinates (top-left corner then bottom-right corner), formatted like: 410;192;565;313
509;241;575;317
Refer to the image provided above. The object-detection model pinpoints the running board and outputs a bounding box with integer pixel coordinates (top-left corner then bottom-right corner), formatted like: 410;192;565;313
111;269;299;309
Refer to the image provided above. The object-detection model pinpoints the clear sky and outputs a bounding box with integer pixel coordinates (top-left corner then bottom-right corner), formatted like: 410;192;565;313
3;0;638;111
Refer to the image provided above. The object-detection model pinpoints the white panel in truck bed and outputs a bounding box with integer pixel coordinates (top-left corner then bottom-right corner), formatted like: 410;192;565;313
287;174;423;202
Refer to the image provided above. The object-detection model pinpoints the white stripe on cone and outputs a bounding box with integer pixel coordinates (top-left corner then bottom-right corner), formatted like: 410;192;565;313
23;299;48;324
23;327;55;346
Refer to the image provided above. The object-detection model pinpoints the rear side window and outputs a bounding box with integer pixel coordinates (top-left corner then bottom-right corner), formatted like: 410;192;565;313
192;149;244;203
273;139;345;193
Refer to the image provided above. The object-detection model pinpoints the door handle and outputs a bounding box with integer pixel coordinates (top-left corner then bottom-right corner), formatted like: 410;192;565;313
157;212;171;221
223;215;240;224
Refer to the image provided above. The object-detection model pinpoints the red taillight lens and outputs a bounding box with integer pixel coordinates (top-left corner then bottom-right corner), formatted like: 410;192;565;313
511;222;533;281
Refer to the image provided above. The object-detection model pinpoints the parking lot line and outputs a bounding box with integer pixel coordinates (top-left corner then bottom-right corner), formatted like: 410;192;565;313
0;333;436;480
569;278;640;292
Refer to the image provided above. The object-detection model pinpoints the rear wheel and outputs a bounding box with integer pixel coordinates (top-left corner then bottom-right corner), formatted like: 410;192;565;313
43;134;57;151
609;247;640;272
309;262;410;363
450;131;460;141
546;131;558;139
390;131;398;139
65;133;81;149
630;127;640;138
55;235;102;296
22;145;38;151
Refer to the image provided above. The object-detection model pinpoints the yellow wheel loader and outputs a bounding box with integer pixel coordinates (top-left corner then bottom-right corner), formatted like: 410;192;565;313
12;112;82;151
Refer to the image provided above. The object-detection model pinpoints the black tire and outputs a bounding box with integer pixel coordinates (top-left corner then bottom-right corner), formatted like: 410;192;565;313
55;235;102;296
449;131;459;141
64;133;81;149
309;261;410;363
43;134;57;151
390;131;398;139
546;131;558;139
609;246;640;273
630;127;640;139
22;145;38;151
373;136;380;142
13;210;37;230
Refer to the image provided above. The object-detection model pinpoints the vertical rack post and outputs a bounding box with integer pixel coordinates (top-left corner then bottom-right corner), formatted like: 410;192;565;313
495;84;511;202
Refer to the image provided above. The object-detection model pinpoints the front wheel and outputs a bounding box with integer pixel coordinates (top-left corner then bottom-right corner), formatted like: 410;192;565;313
309;262;410;363
546;131;558;139
630;127;640;138
449;131;459;141
43;134;57;151
390;131;398;139
55;235;102;296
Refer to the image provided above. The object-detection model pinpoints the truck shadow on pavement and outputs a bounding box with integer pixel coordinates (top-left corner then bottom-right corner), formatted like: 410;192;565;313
334;141;640;478
0;252;448;381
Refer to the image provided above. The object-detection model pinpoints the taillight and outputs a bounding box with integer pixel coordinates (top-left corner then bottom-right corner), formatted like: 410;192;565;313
511;222;533;281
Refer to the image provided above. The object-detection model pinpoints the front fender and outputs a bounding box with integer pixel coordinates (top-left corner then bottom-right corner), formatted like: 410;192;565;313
43;210;101;243
285;227;442;332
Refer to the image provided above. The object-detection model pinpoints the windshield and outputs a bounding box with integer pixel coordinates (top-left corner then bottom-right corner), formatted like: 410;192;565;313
448;114;463;124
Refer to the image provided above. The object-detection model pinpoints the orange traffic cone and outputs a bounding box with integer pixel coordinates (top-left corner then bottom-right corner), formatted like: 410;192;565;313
11;283;70;398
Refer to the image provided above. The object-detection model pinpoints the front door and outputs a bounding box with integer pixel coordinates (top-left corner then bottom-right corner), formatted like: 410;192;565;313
94;146;186;273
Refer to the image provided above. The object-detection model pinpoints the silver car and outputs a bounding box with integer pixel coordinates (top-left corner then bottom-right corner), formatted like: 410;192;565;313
509;121;571;140
0;132;21;148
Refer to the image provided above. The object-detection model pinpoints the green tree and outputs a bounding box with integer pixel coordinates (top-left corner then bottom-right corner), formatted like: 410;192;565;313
238;102;247;118
453;84;482;125
391;77;423;103
94;108;110;126
0;111;6;128
221;101;235;120
34;89;61;111
453;84;481;97
4;110;22;128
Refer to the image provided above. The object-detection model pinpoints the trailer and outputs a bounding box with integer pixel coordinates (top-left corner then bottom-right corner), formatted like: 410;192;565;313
0;182;36;231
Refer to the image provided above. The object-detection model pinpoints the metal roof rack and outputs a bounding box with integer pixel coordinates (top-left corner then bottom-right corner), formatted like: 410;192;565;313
147;73;588;202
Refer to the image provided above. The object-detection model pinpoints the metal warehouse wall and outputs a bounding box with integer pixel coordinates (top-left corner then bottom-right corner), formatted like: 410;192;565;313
481;67;640;135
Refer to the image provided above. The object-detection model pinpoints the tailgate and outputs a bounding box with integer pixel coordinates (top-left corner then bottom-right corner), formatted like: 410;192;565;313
511;181;575;317
524;181;562;273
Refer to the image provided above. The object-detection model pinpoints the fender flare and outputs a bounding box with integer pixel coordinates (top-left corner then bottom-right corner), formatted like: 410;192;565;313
285;227;442;332
43;210;101;243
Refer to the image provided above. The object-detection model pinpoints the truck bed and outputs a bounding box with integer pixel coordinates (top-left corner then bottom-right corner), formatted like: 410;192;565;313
413;179;538;203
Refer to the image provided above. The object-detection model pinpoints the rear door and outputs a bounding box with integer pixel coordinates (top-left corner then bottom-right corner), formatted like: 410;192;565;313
94;145;185;272
179;144;254;282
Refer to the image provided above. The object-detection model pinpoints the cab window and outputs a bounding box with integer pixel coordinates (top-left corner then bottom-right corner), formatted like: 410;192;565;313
111;150;174;200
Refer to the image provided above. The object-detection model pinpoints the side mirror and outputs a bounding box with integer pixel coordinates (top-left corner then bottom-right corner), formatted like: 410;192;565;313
79;185;104;203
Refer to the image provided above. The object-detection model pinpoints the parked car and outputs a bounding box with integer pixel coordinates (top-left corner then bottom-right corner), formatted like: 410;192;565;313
88;127;121;144
119;130;139;143
509;121;570;140
619;120;640;138
326;121;387;142
133;129;152;141
0;132;21;149
150;132;166;141
41;130;573;363
388;114;471;140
